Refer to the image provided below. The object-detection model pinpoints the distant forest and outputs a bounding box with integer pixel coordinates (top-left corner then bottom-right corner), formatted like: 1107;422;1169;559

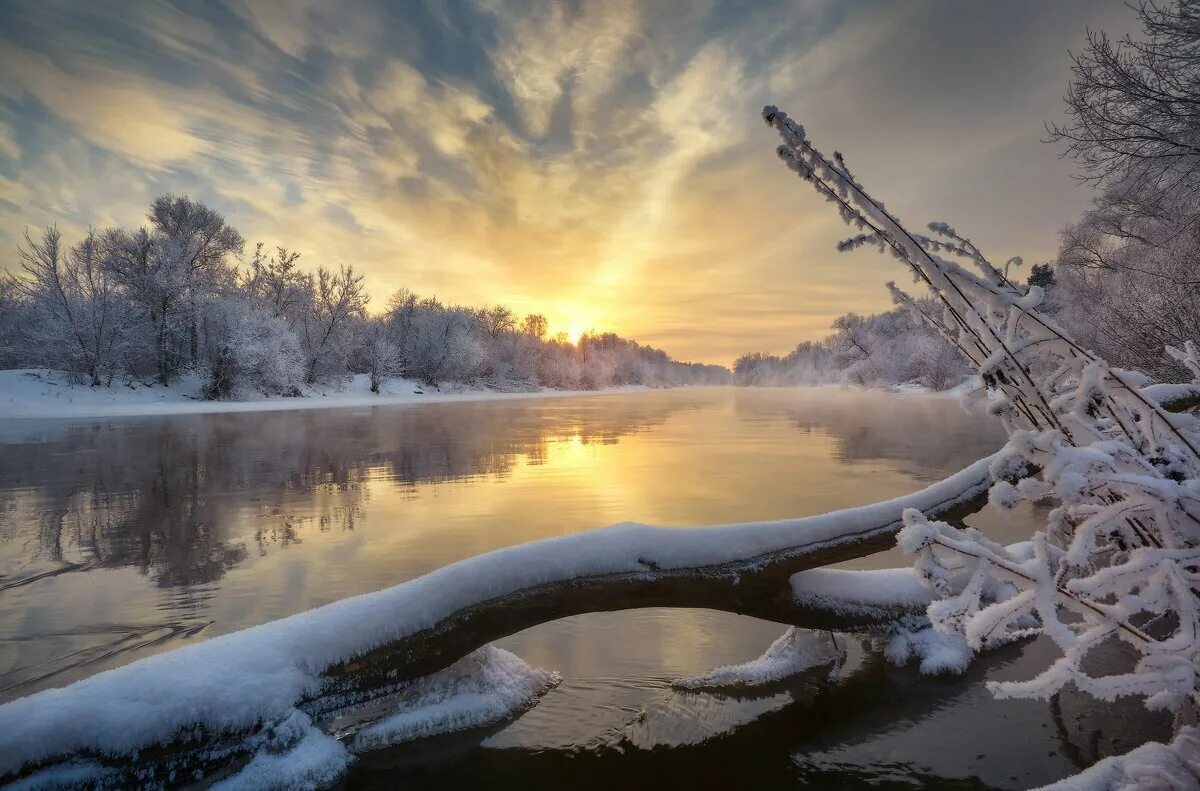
0;196;730;398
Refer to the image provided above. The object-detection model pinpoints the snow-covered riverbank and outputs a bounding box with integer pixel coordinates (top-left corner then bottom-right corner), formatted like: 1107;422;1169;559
0;369;650;419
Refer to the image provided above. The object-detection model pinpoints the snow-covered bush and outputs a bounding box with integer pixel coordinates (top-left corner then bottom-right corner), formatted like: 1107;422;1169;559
200;296;304;398
354;319;405;393
733;299;968;389
764;104;1200;752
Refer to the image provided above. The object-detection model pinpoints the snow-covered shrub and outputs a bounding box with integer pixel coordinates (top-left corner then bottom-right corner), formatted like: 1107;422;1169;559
354;319;405;393
538;341;583;389
403;305;486;385
200;297;304;399
763;104;1200;741
733;300;967;389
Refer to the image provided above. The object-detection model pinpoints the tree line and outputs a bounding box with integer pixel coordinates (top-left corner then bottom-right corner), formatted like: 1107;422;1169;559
732;296;970;389
0;196;729;398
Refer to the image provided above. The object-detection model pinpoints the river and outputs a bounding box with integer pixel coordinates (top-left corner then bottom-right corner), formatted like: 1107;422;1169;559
0;387;1163;788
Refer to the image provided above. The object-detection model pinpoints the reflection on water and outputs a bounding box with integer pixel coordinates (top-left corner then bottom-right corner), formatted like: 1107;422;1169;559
0;388;1159;787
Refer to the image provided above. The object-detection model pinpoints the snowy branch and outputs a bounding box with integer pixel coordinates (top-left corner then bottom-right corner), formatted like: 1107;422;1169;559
763;102;1200;775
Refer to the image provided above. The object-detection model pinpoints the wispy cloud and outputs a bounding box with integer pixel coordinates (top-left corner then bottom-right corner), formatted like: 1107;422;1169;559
0;0;1129;362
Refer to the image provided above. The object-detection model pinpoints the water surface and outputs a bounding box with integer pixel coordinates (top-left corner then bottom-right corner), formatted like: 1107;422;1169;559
0;387;1162;787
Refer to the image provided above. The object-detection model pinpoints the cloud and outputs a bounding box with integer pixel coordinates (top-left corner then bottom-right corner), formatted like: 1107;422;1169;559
0;0;1129;363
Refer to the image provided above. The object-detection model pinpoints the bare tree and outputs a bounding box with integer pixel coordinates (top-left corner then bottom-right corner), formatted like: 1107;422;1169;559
11;228;124;386
519;312;548;339
478;304;516;338
240;244;310;320
301;264;368;385
1048;1;1200;217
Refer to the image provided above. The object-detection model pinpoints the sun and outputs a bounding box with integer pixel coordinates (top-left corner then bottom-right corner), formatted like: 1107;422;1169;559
566;321;590;344
552;306;597;344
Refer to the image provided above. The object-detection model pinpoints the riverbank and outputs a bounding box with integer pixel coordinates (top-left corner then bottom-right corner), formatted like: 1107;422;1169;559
0;369;650;419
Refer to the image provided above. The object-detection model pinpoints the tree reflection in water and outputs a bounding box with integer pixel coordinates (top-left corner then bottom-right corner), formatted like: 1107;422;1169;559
0;388;1006;713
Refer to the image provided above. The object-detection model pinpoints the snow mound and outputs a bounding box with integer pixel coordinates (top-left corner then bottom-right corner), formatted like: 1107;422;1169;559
6;762;115;791
672;628;844;690
351;646;560;751
1142;381;1200;409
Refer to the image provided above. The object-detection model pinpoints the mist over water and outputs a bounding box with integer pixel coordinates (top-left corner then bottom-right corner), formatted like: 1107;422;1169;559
0;388;1161;786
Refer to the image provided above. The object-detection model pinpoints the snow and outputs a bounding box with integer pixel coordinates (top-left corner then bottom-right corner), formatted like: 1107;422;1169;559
672;628;843;689
211;713;351;791
1142;381;1200;408
7;763;115;791
351;646;560;751
0;369;648;419
883;627;973;676
0;451;996;779
1035;726;1200;790
790;567;933;616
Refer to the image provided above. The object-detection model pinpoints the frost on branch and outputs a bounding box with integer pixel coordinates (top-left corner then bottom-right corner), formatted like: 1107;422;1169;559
763;106;1200;747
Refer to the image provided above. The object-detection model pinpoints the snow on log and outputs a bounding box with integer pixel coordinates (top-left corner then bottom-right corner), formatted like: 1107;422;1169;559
790;567;933;619
672;628;844;690
0;453;996;783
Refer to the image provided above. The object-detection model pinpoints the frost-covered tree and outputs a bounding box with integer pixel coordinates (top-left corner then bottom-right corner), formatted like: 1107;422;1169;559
764;104;1200;776
733;300;968;390
300;265;368;385
478;304;516;339
199;295;304;399
403;304;485;385
1048;0;1200;220
520;313;548;339
0;274;26;369
354;318;404;393
240;245;310;321
102;227;192;383
10;228;126;385
1052;206;1200;381
537;339;583;389
148;195;243;363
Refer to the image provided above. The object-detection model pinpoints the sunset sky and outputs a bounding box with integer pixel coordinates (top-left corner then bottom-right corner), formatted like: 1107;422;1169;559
0;0;1130;364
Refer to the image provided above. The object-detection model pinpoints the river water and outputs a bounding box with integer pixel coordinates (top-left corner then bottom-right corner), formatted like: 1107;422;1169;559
0;387;1164;788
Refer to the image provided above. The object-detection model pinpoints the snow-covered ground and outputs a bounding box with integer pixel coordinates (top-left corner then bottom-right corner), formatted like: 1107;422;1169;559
0;369;649;419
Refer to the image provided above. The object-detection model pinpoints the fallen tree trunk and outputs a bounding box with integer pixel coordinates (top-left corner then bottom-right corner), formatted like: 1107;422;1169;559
0;454;996;784
315;463;991;706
